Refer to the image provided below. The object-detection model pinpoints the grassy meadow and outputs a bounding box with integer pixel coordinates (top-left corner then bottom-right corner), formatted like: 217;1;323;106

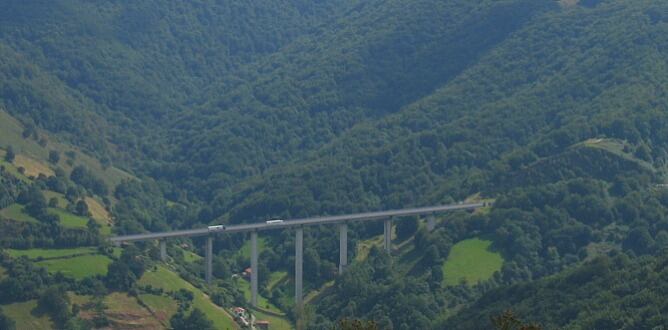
442;238;504;286
36;254;112;280
139;265;239;329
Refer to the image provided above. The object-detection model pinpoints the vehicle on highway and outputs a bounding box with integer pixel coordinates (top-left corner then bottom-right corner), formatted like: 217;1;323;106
208;225;225;231
266;219;284;225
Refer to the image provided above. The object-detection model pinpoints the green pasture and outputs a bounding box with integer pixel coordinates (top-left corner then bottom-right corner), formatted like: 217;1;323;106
139;265;239;329
36;254;112;280
139;294;179;324
1;300;54;329
6;247;97;260
235;277;284;314
0;204;39;224
442;238;504;286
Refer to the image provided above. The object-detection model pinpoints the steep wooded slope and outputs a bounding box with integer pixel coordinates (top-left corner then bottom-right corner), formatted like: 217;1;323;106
0;0;357;159
216;0;668;222
158;0;555;197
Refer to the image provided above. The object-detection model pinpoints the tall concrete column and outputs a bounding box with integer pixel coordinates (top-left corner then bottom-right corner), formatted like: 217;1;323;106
251;231;258;307
339;223;347;274
160;240;167;261
384;218;392;253
205;236;213;284
427;216;436;232
295;227;303;309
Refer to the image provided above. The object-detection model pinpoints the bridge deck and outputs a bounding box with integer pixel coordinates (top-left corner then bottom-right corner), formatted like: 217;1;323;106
109;202;485;242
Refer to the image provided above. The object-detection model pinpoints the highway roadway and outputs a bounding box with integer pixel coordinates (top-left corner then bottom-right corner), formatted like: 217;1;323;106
109;202;485;243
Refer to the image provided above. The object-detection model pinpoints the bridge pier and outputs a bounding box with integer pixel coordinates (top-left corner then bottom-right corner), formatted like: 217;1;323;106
384;218;392;252
427;216;436;232
160;240;167;261
339;223;347;274
295;227;303;309
251;231;258;307
205;236;213;284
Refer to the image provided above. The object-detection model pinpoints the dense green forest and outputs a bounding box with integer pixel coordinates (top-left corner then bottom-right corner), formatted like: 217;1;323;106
2;0;668;328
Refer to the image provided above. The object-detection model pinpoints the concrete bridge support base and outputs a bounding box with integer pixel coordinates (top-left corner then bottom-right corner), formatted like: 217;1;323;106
295;227;303;310
160;240;167;261
339;223;348;274
384;219;392;253
427;216;436;232
251;231;259;307
205;236;213;284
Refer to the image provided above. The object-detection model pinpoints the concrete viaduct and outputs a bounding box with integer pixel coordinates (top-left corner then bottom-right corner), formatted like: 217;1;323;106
109;202;485;309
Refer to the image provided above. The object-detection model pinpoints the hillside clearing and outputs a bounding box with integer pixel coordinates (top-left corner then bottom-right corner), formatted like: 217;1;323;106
0;110;134;188
139;294;179;325
442;238;504;286
6;247;97;260
103;292;163;329
85;197;111;224
182;249;202;262
49;207;88;229
578;138;654;172
0;153;31;182
252;309;293;330
13;154;54;178
236;277;284;314
239;236;267;259
0;204;39;224
1;300;54;329
44;191;68;208
267;271;288;291
51;206;112;235
139;265;239;329
36;254;112;279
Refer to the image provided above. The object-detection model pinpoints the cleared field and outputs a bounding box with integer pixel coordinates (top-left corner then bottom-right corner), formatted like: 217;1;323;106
98;223;112;236
68;292;93;306
51;206;113;235
49;207;89;229
267;271;288;291
37;254;112;279
442;238;504;286
47;197;112;235
7;247;97;260
139;265;239;329
112;247;123;258
1;300;54;329
355;235;384;262
236;277;284;314
0;204;103;234
85;197;111;224
0;156;31;182
139;294;179;324
103;292;163;329
44;191;68;208
239;236;267;259
0;110;135;189
580;138;654;171
253;309;293;330
183;249;202;262
14;154;54;178
304;280;334;306
0;111;48;159
0;203;39;223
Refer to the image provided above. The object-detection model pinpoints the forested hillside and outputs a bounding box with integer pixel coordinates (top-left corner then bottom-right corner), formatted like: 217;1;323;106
2;0;668;328
0;0;358;160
